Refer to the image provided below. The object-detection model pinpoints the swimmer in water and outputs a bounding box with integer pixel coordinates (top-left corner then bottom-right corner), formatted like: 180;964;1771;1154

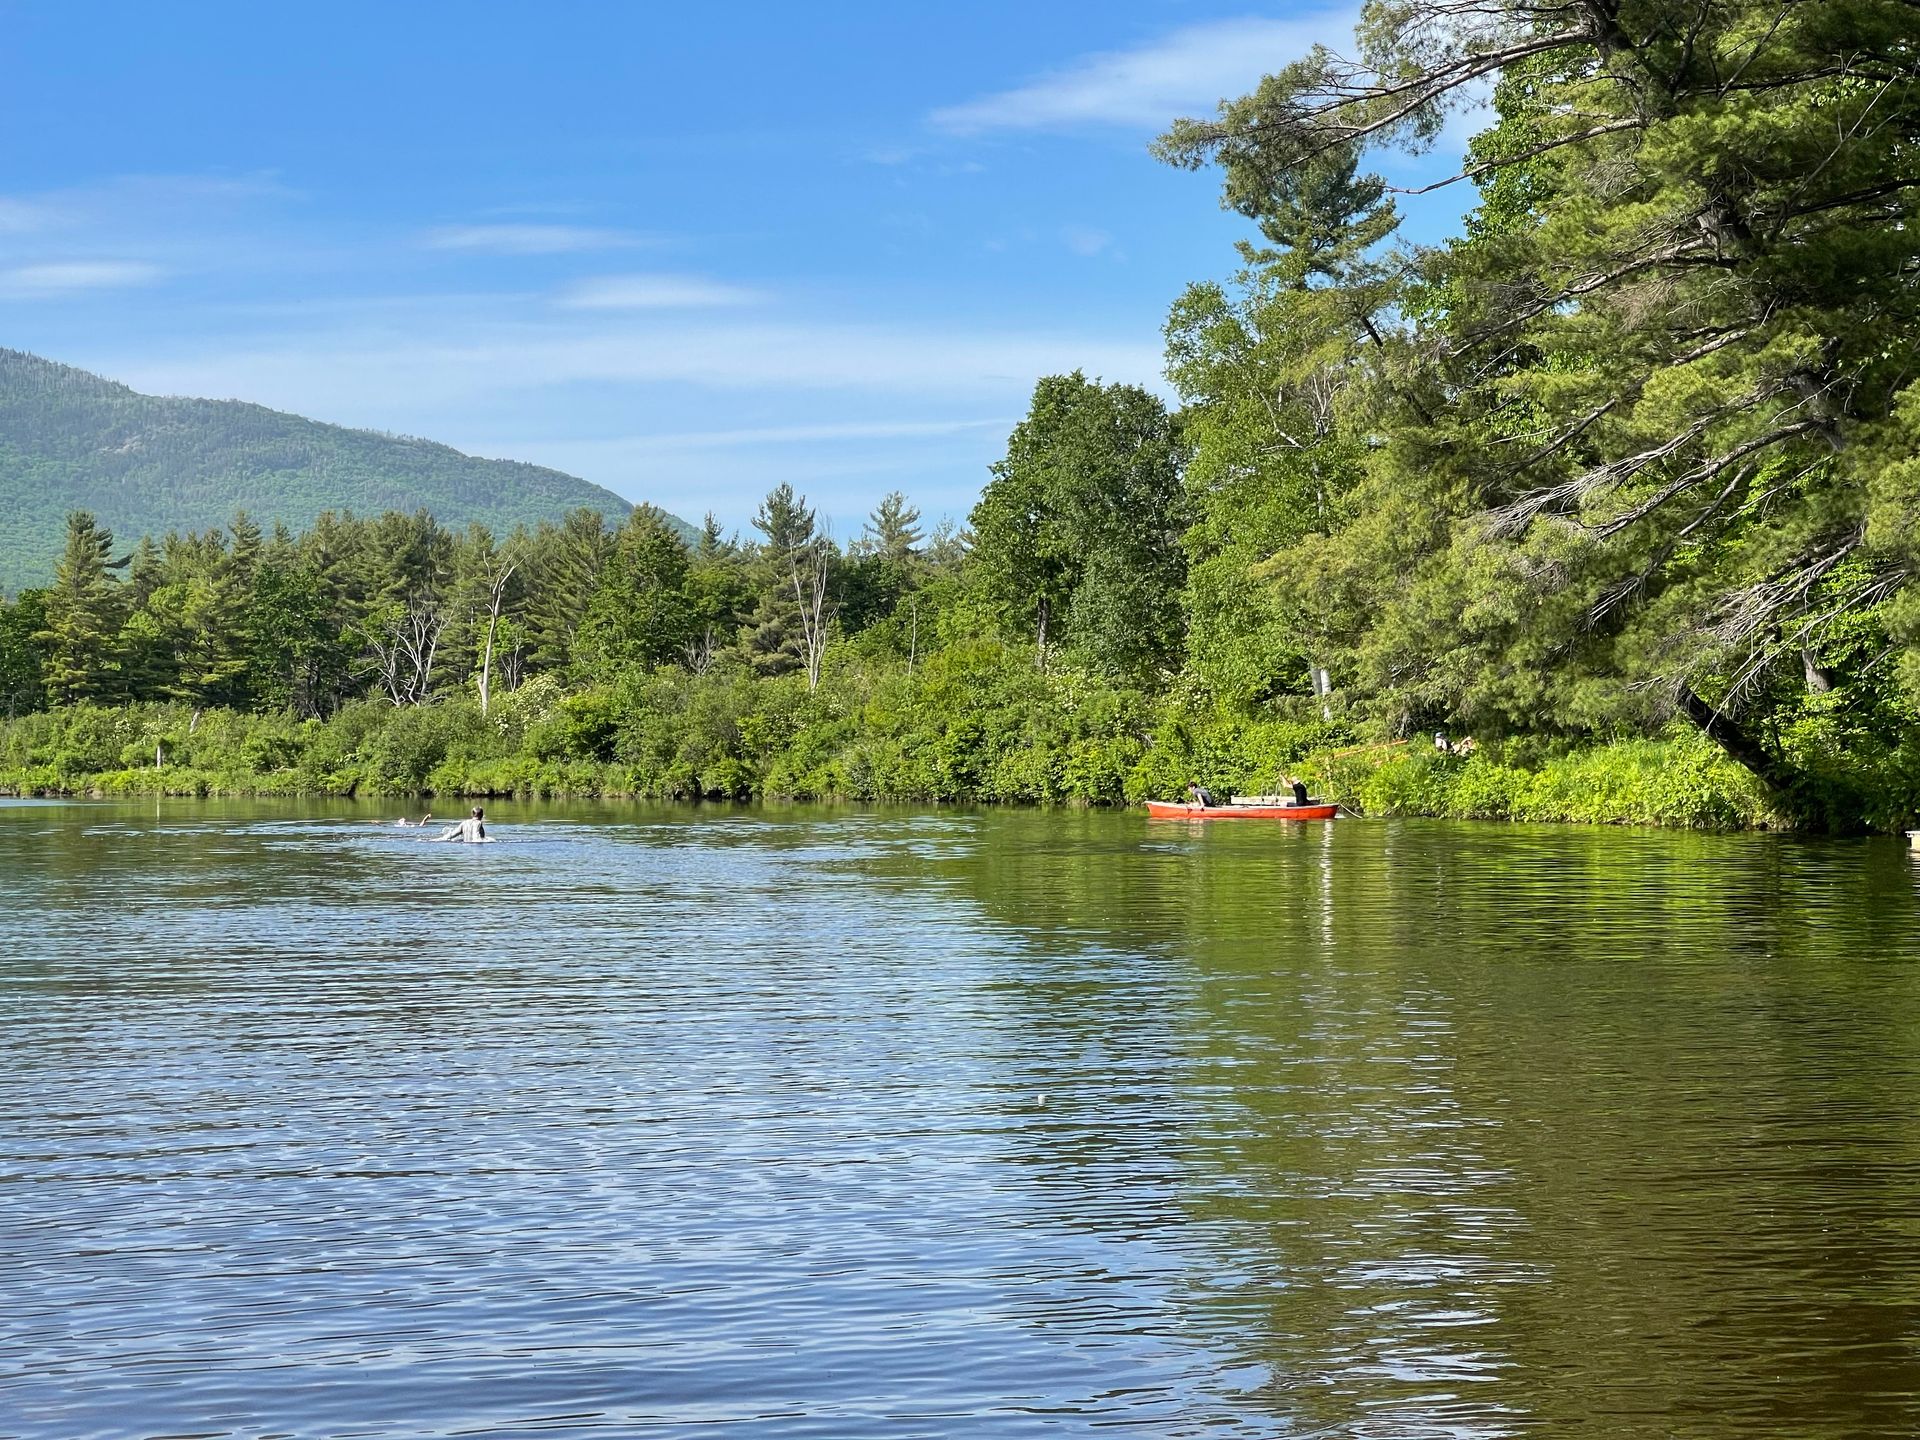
434;806;488;842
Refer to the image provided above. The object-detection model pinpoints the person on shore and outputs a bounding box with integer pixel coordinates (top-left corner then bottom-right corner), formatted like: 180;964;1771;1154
434;806;488;842
1187;781;1216;809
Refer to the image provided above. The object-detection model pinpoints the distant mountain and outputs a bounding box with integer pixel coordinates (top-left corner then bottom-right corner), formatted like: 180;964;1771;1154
0;349;689;593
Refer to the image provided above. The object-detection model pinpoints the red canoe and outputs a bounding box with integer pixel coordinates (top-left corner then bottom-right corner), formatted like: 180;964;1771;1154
1145;801;1338;821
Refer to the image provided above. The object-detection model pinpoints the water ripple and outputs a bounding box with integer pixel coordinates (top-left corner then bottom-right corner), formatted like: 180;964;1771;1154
3;802;1919;1437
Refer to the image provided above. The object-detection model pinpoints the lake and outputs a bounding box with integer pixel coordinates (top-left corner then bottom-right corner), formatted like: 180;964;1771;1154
3;799;1919;1437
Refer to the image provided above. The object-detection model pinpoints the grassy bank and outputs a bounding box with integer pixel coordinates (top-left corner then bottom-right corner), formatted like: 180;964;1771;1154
0;653;1801;830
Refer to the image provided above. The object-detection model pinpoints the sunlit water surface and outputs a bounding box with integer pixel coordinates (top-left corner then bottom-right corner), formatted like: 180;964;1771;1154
4;799;1920;1438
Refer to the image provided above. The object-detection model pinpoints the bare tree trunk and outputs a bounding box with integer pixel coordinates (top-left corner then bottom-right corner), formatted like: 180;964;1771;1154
405;601;445;704
373;626;407;705
1801;649;1833;694
1035;595;1050;671
478;617;497;715
478;561;517;717
371;596;450;706
683;624;718;675
789;540;834;692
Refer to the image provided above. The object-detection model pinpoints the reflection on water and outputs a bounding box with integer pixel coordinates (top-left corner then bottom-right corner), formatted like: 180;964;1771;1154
3;799;1919;1437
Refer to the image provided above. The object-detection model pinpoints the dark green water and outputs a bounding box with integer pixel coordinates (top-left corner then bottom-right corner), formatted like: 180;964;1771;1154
4;799;1919;1437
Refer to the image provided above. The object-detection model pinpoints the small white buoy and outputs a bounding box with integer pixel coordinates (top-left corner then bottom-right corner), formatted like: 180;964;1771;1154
1036;1094;1048;1107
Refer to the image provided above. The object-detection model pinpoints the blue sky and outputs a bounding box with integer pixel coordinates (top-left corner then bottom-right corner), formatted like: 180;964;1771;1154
0;1;1477;534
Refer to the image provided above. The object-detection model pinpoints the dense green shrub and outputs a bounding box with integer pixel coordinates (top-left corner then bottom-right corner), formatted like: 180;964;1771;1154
527;690;621;763
1316;733;1779;829
0;668;1818;830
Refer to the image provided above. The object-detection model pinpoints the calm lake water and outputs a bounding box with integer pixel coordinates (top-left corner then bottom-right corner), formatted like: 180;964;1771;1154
4;800;1920;1438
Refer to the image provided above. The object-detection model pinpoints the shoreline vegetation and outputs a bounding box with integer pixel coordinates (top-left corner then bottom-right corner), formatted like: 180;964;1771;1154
0;690;1782;831
5;4;1918;835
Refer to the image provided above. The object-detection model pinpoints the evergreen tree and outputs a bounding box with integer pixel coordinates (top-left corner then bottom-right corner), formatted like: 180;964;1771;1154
246;555;345;716
840;492;926;641
0;590;48;718
524;509;613;677
35;512;124;705
682;515;750;672
575;507;695;678
227;511;264;585
1159;0;1920;814
864;492;923;562
751;483;816;557
742;484;820;677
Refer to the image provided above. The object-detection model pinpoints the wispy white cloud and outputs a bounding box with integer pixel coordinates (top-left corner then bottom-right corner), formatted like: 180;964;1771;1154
0;261;164;298
111;172;297;205
545;417;1010;456
1061;225;1114;258
91;311;1159;525
930;12;1358;134
0;174;289;243
104;316;1164;416
501;419;1010;484
0;199;58;233
558;274;763;310
859;145;988;176
423;223;644;255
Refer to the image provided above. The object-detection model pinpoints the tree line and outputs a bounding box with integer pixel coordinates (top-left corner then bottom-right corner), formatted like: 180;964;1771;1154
4;0;1916;826
0;371;1187;723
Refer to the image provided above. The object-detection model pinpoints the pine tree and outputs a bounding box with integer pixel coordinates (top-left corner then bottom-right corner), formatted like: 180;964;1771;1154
0;591;48;718
1158;0;1920;815
743;485;820;678
864;492;923;562
575;507;695;678
677;516;748;673
35;512;124;705
524;509;613;677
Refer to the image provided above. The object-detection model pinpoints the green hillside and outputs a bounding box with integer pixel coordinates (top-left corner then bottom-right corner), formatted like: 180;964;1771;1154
0;348;685;593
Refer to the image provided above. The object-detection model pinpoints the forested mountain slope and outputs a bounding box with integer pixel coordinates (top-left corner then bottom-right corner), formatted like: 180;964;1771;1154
0;349;676;592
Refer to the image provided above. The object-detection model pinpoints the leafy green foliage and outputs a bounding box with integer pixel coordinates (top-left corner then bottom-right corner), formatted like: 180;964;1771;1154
0;589;48;718
970;373;1187;680
575;507;695;679
6;5;1918;834
1154;0;1920;829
